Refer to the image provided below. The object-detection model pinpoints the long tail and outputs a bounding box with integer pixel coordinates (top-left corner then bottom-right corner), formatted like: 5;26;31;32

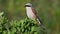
36;17;46;30
36;17;47;34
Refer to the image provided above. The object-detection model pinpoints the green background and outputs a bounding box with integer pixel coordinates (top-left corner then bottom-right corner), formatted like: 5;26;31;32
0;0;60;34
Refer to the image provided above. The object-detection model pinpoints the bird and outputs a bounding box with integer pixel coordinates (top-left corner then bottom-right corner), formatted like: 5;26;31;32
25;3;46;30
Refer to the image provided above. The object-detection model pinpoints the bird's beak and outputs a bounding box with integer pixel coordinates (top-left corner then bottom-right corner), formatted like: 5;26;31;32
24;5;26;7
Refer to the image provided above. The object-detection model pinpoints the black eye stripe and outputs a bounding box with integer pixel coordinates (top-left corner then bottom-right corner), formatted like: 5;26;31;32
25;5;31;7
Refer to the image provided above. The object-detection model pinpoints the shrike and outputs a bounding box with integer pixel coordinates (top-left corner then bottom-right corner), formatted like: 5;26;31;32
25;3;45;30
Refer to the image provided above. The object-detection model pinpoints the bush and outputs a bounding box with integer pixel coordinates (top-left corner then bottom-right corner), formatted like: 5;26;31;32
0;12;46;34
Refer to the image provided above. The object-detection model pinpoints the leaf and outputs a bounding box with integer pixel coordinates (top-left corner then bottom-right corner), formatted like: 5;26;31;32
0;12;4;16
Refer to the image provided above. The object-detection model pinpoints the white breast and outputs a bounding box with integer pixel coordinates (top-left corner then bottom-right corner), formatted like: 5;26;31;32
26;7;35;19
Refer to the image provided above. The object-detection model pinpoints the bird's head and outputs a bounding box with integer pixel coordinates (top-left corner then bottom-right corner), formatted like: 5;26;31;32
25;3;32;7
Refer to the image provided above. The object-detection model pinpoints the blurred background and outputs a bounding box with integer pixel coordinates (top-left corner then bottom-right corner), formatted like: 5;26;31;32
0;0;60;34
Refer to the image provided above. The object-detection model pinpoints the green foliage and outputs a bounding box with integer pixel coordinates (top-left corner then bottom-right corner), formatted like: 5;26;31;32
0;12;47;34
0;0;60;34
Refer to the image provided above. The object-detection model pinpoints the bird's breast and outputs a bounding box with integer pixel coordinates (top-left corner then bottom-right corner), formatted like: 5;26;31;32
26;7;36;20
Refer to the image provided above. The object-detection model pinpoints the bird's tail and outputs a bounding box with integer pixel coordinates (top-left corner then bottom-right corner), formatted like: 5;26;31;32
36;17;46;30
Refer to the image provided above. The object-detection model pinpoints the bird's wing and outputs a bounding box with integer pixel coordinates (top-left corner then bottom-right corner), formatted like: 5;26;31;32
31;8;37;15
32;7;46;30
32;8;43;24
